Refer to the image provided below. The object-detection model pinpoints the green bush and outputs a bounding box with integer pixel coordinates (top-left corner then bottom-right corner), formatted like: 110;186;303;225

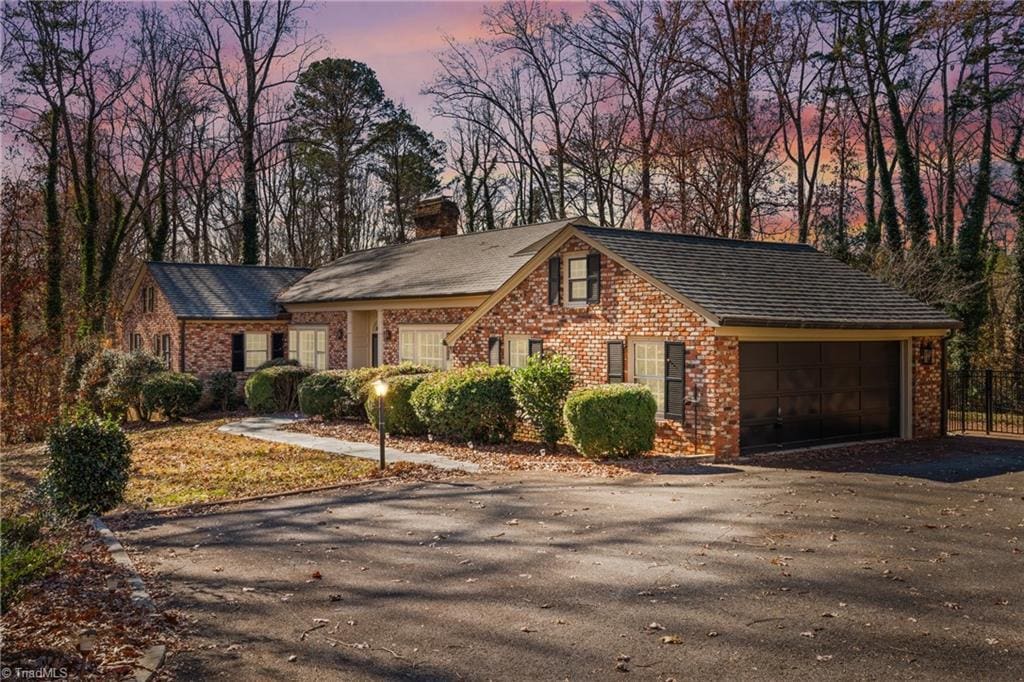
255;357;300;371
336;364;435;419
1;513;61;604
298;370;349;418
206;370;238;411
245;365;315;412
410;365;518;443
563;384;657;459
365;373;430;435
60;344;96;404
141;371;203;420
101;351;166;420
77;349;120;412
511;354;575;449
44;410;132;517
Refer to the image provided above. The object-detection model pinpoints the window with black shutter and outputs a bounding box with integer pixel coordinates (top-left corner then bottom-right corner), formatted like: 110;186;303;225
547;257;561;305
231;333;245;372
607;341;624;383
528;339;543;358
488;336;501;366
664;342;685;420
161;334;172;369
586;253;601;303
271;332;285;359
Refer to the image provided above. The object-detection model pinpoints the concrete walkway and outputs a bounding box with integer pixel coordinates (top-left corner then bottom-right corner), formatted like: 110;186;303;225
218;416;479;472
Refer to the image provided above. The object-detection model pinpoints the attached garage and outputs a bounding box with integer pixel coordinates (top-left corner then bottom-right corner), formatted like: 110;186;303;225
739;341;902;453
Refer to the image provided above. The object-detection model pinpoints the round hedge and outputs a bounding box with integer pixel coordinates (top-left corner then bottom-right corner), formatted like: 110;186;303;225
141;371;203;420
102;351;166;420
245;365;314;413
298;370;349;418
510;354;574;448
45;410;132;517
410;364;518;444
364;373;429;436
205;370;238;411
563;384;656;459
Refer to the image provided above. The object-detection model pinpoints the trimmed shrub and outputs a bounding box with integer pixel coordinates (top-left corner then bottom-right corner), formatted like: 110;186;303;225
77;349;120;412
245;365;314;412
410;365;518;443
336;364;436;419
365;373;429;436
298;370;348;418
141;372;203;420
255;357;300;371
44;410;132;517
511;354;575;449
206;370;238;411
563;384;656;459
101;351;166;420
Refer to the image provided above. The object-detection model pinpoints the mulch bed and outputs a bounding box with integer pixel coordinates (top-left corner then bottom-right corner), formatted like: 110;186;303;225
0;522;182;680
288;418;716;478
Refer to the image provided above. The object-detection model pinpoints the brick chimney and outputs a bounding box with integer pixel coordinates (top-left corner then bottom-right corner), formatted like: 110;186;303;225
413;196;460;240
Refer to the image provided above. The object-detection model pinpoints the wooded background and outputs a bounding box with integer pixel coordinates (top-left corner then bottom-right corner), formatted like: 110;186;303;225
2;0;1022;441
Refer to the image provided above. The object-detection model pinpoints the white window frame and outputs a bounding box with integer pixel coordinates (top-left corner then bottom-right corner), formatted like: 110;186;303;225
566;254;589;304
288;326;328;370
397;325;453;370
631;339;666;417
244;332;269;371
506;335;530;369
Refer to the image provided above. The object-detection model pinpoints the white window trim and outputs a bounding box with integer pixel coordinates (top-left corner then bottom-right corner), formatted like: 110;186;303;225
289;325;329;370
563;251;590;307
506;335;530;369
628;337;667;419
244;332;270;371
397;324;454;369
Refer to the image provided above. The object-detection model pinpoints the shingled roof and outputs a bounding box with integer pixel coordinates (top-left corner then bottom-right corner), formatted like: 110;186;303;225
277;218;586;304
146;262;310;319
575;225;959;329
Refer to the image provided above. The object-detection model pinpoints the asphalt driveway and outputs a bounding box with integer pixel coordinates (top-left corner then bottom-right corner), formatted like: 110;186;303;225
120;440;1024;681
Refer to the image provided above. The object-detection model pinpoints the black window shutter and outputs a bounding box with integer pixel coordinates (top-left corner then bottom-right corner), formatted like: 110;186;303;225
271;332;285;359
488;336;501;366
528;339;543;358
231;333;245;372
664;342;685;419
607;341;624;383
547;257;561;305
586;253;601;303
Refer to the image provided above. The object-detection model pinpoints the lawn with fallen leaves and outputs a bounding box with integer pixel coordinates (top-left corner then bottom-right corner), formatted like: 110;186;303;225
124;419;378;509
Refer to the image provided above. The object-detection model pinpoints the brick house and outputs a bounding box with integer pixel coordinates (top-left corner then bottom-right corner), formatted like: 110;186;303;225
122;198;959;459
121;262;310;376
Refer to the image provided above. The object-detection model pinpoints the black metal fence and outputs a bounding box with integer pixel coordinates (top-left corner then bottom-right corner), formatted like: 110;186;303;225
946;368;1024;436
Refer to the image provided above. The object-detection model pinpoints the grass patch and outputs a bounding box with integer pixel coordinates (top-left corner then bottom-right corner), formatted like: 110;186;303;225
125;419;377;508
0;513;63;604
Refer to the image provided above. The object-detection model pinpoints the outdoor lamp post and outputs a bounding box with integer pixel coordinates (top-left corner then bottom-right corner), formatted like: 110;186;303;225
372;378;389;469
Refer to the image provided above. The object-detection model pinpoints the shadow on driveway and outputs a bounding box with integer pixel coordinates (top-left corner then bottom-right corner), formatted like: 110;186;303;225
745;434;1024;482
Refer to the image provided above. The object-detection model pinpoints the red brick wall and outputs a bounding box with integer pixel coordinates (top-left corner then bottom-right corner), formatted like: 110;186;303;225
120;269;181;371
289;310;348;369
183;320;290;378
382;307;476;365
449;237;730;456
912;336;944;438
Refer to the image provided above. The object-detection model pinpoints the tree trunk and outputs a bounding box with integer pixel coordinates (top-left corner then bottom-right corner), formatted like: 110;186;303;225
43;107;63;345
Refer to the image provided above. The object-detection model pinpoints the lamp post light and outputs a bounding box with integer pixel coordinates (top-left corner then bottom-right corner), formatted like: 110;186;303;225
372;378;389;469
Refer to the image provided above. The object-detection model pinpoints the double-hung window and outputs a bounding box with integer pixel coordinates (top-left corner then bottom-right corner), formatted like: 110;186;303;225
567;257;588;303
244;333;269;371
507;336;530;369
633;341;665;416
160;334;172;368
289;328;328;370
398;327;447;369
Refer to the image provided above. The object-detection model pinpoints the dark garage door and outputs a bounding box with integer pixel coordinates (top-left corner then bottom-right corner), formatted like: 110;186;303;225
739;341;901;453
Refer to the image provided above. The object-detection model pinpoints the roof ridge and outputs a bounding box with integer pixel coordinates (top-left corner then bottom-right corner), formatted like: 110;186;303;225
576;224;816;250
147;261;311;271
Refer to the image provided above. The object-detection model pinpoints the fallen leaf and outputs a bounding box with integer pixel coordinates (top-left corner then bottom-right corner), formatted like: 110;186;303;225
660;635;683;644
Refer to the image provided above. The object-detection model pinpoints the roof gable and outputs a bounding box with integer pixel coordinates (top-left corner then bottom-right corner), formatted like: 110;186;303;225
144;262;311;319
